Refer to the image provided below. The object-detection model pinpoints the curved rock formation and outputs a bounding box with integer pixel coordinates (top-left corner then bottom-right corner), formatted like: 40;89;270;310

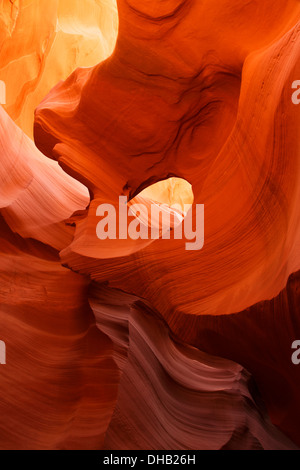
0;0;300;450
35;0;300;318
90;285;298;450
0;217;120;450
0;0;118;137
0;107;118;449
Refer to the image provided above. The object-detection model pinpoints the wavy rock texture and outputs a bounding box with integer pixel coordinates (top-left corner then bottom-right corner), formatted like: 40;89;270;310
0;217;120;450
90;286;298;450
0;106;89;249
0;0;118;137
0;107;119;449
0;0;300;450
187;270;300;447
35;0;300;316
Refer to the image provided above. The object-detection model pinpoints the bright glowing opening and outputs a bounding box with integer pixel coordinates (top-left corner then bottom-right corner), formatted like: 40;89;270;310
128;177;194;236
133;177;194;214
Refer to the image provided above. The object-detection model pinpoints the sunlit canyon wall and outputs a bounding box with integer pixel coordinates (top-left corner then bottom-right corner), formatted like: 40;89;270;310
0;0;300;450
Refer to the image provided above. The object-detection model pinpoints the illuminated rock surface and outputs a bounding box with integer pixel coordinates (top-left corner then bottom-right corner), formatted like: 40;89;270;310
0;0;118;137
0;0;300;450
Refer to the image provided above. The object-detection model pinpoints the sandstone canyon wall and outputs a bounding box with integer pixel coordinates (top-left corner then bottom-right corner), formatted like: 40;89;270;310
0;0;300;450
